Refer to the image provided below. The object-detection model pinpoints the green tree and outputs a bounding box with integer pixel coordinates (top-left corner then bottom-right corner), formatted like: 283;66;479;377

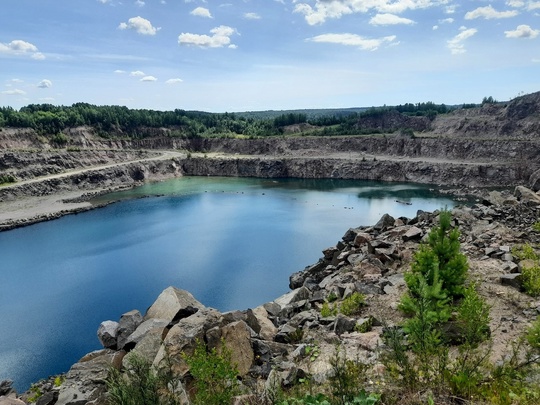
405;210;468;301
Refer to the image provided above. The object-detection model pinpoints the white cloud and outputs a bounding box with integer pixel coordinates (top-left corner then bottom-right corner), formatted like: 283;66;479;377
178;25;238;48
505;24;540;38
308;33;398;51
130;70;145;76
97;0;111;3
1;89;26;95
439;17;454;24
0;39;45;59
135;0;145;6
8;40;37;52
370;13;415;26
114;69;126;74
32;52;46;60
166;78;184;84
433;25;439;30
465;5;519;19
140;76;158;82
507;0;525;6
244;12;261;20
294;0;448;26
447;27;477;54
119;16;160;35
529;1;540;10
37;79;52;88
190;7;212;18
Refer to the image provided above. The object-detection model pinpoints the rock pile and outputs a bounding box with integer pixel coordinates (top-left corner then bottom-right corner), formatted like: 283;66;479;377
5;186;540;405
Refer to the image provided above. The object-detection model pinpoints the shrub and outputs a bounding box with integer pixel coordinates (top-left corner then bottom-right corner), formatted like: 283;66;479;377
456;283;491;347
522;264;540;297
0;174;16;185
106;354;161;405
340;293;365;316
511;243;538;261
51;132;69;145
329;345;368;404
182;340;241;405
321;301;337;318
526;316;540;351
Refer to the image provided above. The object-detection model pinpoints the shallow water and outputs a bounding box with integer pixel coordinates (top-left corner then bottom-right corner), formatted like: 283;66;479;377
0;177;454;391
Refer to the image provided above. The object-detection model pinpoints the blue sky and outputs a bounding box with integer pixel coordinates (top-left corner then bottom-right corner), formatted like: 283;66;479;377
1;0;539;112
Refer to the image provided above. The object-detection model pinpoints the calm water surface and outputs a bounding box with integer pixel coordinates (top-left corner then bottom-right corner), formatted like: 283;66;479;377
0;177;455;391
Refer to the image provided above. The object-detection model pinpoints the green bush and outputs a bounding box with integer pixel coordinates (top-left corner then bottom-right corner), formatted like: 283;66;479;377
182;340;241;405
526;316;540;351
522;264;540;297
329;346;368;404
456;283;491;347
321;301;337;318
107;354;162;405
512;243;538;261
0;174;16;185
51;132;69;145
340;293;365;316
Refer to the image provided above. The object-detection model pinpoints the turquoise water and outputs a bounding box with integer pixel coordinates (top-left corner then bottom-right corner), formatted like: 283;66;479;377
0;177;454;391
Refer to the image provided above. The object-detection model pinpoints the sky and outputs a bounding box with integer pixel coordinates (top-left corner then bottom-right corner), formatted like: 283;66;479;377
0;0;539;112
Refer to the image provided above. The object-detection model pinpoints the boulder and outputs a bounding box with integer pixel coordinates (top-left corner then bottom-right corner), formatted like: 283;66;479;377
530;168;540;192
373;214;395;232
514;186;540;205
333;315;356;335
353;232;372;247
36;391;59;405
500;273;523;290
122;327;163;367
219;320;255;376
152;308;222;377
0;398;25;405
274;287;311;308
0;381;14;397
116;309;143;350
144;286;205;323
97;320;119;349
252;306;278;341
402;226;423;241
56;349;124;405
123;318;169;351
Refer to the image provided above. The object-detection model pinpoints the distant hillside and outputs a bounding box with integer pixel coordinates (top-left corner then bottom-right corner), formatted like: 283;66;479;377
1;91;539;139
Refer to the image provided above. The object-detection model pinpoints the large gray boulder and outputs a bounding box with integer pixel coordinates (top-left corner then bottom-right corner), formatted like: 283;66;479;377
514;186;540;205
56;349;124;405
144;286;205;323
117;309;143;350
152;307;222;377
97;320;119;349
123;318;169;351
219;320;255;376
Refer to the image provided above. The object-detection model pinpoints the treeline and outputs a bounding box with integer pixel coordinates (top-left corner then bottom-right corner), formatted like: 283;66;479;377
0;101;456;139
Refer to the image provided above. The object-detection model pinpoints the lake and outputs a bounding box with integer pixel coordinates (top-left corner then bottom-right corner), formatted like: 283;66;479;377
0;177;455;391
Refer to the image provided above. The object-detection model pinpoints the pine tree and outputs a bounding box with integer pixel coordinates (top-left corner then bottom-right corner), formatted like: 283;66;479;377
406;210;468;301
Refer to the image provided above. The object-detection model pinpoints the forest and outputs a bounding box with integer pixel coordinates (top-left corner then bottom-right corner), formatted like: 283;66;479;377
0;101;460;138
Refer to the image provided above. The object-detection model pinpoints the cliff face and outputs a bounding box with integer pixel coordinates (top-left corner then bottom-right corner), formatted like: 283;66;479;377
181;156;527;187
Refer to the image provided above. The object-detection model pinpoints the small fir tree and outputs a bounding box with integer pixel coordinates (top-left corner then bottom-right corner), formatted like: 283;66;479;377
406;210;468;301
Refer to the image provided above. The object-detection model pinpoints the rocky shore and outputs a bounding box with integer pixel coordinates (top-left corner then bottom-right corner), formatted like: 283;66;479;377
3;185;540;405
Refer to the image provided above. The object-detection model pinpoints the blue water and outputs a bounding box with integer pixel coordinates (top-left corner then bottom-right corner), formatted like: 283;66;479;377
0;177;454;391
